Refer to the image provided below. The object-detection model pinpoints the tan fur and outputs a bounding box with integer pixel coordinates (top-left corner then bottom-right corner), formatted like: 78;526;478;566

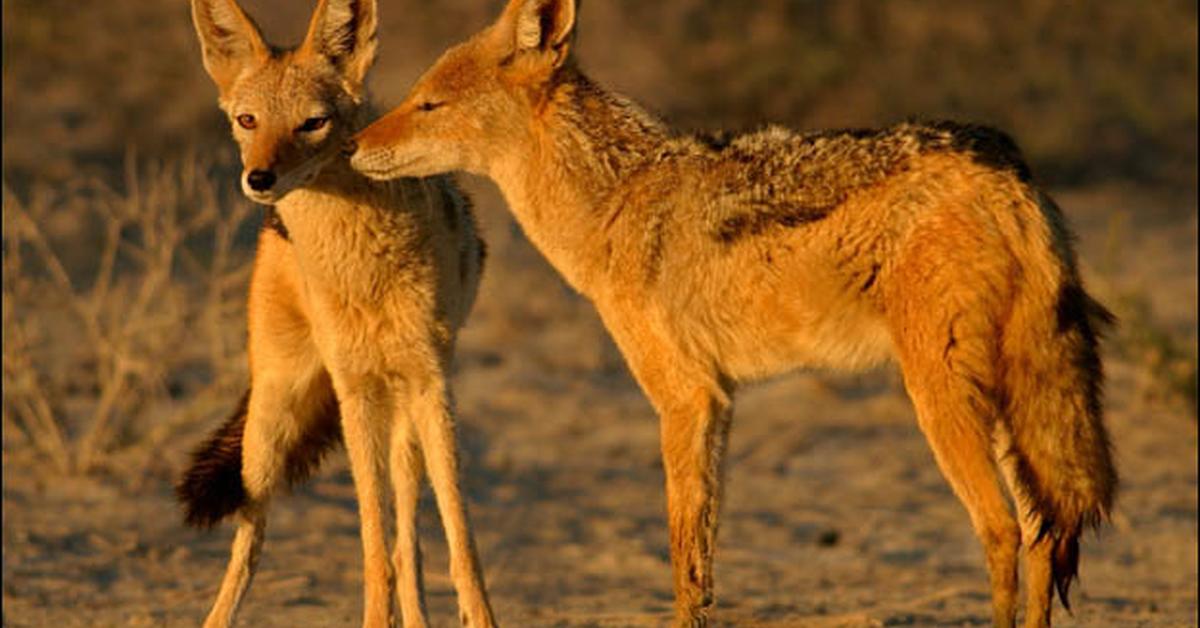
187;1;496;626
348;1;1117;626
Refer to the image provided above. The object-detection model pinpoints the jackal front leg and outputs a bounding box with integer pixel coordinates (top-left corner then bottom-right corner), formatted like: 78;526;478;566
390;411;429;628
659;387;733;627
599;305;733;627
334;375;398;628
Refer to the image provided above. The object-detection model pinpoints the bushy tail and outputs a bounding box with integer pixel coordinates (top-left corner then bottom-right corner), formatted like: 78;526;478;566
176;390;250;528
175;388;343;528
1002;279;1118;608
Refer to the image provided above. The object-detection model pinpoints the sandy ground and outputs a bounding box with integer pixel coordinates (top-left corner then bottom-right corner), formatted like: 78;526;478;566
3;183;1196;627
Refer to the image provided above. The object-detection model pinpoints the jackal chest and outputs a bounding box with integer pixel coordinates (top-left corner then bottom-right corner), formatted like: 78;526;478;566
280;197;429;280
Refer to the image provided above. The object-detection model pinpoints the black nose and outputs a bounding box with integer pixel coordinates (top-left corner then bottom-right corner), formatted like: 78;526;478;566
246;169;276;192
341;139;358;158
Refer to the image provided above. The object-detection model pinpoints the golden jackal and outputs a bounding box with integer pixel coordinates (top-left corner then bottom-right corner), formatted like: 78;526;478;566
347;0;1118;626
177;0;496;626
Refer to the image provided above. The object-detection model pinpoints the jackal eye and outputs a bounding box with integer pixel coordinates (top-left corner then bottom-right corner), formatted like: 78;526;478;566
416;101;445;112
296;116;330;133
236;114;257;130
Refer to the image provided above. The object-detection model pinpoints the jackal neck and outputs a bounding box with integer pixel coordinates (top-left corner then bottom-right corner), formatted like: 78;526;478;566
276;157;415;245
490;68;672;296
544;69;673;183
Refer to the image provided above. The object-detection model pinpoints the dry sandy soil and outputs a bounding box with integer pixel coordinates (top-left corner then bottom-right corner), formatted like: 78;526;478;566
3;183;1196;627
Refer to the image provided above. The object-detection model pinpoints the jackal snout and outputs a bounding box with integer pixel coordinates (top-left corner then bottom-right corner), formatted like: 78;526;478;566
246;169;276;192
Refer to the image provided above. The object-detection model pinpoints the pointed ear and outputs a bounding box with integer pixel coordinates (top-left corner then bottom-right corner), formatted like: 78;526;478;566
191;0;269;94
300;0;378;91
502;0;576;60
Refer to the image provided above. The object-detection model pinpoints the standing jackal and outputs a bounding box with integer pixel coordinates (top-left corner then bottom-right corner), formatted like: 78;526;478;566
177;0;496;626
347;0;1118;626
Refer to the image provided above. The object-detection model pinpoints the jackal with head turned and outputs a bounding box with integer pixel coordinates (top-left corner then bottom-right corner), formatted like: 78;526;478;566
177;0;496;626
347;0;1118;626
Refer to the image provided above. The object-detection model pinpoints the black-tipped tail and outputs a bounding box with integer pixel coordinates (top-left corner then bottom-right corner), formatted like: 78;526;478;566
1052;527;1082;611
176;390;249;528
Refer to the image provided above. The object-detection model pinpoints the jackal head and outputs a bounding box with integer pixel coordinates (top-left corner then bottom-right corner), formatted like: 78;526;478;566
347;0;577;180
192;0;377;204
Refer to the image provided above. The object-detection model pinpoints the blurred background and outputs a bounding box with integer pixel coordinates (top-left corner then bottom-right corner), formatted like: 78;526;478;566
3;1;1196;626
3;0;1198;188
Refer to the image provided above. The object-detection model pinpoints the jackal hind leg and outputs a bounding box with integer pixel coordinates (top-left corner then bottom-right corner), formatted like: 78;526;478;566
409;376;495;627
897;355;1020;626
204;366;337;628
204;237;337;628
890;314;1019;626
204;503;265;628
994;428;1054;628
1019;534;1055;628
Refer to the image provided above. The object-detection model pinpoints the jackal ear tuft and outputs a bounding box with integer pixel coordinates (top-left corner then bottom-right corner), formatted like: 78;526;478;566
301;0;378;91
508;0;577;56
191;0;270;93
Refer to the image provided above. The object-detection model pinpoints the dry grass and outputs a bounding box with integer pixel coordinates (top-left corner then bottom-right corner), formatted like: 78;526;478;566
2;151;256;477
1085;207;1200;419
1104;290;1199;418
